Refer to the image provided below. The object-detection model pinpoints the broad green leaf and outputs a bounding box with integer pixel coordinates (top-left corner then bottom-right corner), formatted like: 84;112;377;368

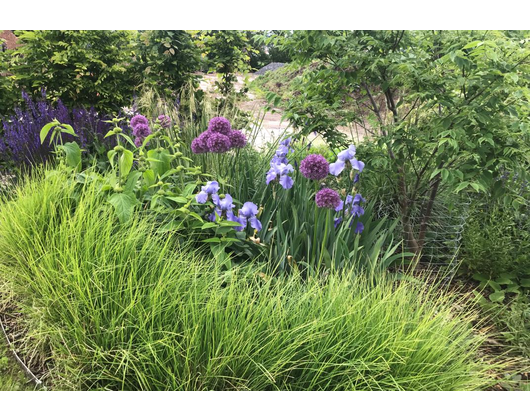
489;291;505;303
201;222;217;230
520;278;530;288
119;149;134;179
108;193;138;224
59;142;82;170
40;121;58;144
165;196;188;204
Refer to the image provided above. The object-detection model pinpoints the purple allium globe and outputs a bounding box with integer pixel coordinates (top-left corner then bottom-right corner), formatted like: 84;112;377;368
315;188;341;209
130;114;149;129
208;116;231;135
229;129;247;148
157;114;171;129
191;131;210;154
300;154;330;180
132;123;151;140
207;132;231;153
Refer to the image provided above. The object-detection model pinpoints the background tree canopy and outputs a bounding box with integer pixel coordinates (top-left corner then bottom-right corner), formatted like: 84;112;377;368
267;30;530;253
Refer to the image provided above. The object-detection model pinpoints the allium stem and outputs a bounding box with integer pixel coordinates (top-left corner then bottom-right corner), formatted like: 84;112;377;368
318;209;331;271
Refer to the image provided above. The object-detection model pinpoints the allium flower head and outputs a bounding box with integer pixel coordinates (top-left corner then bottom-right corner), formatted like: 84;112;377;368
191;131;210;154
229;129;247;148
300;154;330;180
208;117;231;135
132;123;151;140
315;188;341;209
207;132;231;153
157;114;171;129
130;114;149;129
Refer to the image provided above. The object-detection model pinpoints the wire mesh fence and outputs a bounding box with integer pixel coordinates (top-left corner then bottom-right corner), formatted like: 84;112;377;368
373;193;471;276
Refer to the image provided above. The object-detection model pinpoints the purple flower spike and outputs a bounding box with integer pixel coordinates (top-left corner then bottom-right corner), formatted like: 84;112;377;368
315;188;341;209
300;154;330;181
157;114;171;129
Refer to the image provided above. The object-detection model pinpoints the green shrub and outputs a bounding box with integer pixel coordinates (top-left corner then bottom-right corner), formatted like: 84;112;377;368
0;48;19;116
0;171;500;390
138;31;201;95
462;198;530;300
10;30;142;113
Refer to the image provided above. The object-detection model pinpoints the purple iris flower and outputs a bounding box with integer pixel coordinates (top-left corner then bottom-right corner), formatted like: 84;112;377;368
208;193;235;222
329;145;365;176
280;137;292;147
213;193;235;213
236;202;262;231
196;181;220;204
334;193;365;231
266;163;294;189
355;222;364;234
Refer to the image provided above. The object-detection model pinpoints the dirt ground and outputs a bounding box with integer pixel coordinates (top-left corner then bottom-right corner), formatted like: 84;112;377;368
198;72;360;148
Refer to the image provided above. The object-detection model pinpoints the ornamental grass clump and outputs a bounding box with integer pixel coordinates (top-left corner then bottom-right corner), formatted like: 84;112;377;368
0;171;502;390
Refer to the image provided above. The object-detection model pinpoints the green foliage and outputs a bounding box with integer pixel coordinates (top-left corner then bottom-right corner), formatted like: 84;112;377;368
269;30;530;254
254;166;405;274
0;175;500;390
195;30;254;95
0;47;19;116
490;296;530;359
247;30;293;69
138;30;201;95
462;193;530;300
10;30;141;113
0;338;34;391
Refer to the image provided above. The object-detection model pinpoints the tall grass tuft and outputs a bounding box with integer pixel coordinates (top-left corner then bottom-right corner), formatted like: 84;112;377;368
0;171;501;390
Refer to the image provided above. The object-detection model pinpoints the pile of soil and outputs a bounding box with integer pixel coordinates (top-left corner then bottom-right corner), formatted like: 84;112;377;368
255;62;286;76
0;30;19;50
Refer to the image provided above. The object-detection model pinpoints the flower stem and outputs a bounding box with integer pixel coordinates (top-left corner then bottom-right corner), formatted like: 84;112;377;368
318;209;330;271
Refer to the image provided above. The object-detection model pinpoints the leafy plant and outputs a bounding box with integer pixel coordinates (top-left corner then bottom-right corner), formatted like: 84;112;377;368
10;30;142;113
0;46;19;116
194;30;254;95
1;91;119;170
138;30;201;95
268;30;530;256
462;189;530;301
